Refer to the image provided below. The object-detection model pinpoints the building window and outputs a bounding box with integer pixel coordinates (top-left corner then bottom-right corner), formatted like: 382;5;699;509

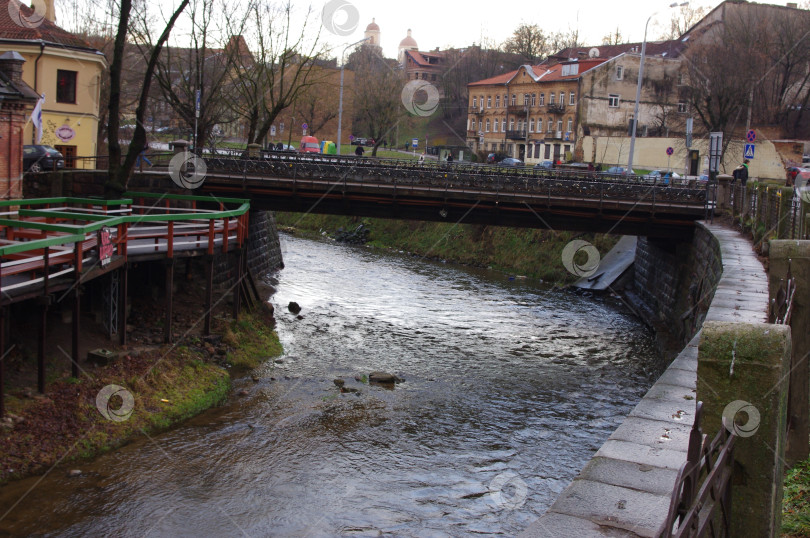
511;94;516;106
535;144;541;159
559;92;564;106
431;74;436;81
518;120;524;131
507;143;513;156
473;97;477;108
677;72;684;85
537;118;543;132
56;70;77;103
471;119;477;130
493;121;498;133
549;93;555;105
557;120;563;133
487;96;492;108
501;119;506;131
567;118;573;132
529;119;535;132
485;119;490;132
495;95;500;108
531;93;536;106
678;101;687;113
616;65;624;80
523;94;529;106
608;94;620;107
569;92;576;106
539;93;545;106
509;118;515;130
503;94;508;107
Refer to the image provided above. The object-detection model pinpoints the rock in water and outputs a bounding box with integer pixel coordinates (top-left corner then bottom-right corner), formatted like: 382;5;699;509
368;372;400;383
288;302;302;314
333;378;345;388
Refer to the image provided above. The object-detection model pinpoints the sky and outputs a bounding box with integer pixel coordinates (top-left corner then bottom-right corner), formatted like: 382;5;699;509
316;0;738;60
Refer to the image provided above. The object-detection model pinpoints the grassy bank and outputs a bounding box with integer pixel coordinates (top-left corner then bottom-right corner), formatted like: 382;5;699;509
784;458;810;536
0;312;281;484
276;213;618;285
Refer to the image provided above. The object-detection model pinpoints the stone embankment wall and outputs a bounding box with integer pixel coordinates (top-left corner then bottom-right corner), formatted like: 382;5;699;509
23;171;284;285
630;223;723;350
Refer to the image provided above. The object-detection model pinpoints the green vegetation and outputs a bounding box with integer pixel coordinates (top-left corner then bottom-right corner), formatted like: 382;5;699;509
223;313;284;369
276;213;618;285
783;457;810;536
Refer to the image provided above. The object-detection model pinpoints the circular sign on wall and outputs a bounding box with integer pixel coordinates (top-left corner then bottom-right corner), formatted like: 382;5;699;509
666;147;674;156
55;124;76;142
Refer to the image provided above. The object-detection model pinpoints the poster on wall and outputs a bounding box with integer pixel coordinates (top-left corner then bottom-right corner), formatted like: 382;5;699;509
55;125;76;142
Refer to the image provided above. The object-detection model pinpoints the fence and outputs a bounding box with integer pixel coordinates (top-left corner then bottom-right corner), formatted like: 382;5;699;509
730;182;809;241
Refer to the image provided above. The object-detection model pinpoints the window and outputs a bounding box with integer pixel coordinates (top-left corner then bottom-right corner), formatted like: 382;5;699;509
549;93;555;105
529;119;535;132
569;92;576;105
509;118;515;130
539;93;545;106
468;119;472;130
511;94;516;106
487;96;492;108
496;95;500;108
547;120;553;132
531;93;536;106
473;97;477;108
608;94;620;107
523;93;529;106
504;94;508;107
616;65;624;80
567;118;573;132
501;119;506;131
535;144;541;159
507;143;513;156
557;120;563;133
56;70;77;103
471;119;477;130
677;72;684;85
518;120;524;131
537;118;543;132
678;101;687;113
485;119;490;132
493;121;498;133
559;92;564;106
431;74;437;81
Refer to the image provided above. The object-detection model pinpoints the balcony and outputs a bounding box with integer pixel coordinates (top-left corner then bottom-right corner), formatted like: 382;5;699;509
506;130;527;140
469;106;485;115
507;104;528;114
547;103;565;115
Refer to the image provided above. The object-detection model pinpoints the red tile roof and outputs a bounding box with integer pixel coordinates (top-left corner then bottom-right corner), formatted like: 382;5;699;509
468;58;608;87
0;0;97;51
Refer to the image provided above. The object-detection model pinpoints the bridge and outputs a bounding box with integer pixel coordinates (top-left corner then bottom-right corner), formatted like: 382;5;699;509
130;153;712;240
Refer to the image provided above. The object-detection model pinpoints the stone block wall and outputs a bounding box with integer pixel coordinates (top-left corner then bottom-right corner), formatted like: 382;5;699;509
633;222;723;346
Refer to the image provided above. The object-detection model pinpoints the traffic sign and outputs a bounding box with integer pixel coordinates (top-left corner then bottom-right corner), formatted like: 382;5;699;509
744;144;755;159
709;132;723;173
412;138;418;148
666;147;674;156
270;125;276;136
747;130;756;142
302;123;308;130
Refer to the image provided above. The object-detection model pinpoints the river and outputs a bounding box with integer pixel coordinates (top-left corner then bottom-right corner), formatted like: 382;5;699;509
0;234;660;537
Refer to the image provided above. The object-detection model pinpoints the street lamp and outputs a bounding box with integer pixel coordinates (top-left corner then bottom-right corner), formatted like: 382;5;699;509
627;2;688;172
337;37;371;156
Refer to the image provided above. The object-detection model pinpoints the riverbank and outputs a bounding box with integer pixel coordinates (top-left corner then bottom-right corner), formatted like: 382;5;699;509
275;213;618;285
0;307;282;484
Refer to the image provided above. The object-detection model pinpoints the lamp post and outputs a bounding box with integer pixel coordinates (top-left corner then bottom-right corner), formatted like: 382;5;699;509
627;2;688;172
337;37;371;156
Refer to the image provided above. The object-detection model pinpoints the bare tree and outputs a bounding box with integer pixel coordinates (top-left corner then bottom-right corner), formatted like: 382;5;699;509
107;0;189;195
659;4;709;39
503;23;549;64
225;0;328;145
348;45;405;156
601;28;623;46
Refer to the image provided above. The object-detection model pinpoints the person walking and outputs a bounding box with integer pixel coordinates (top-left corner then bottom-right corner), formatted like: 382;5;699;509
418;152;425;164
135;147;153;168
355;145;365;157
732;159;750;186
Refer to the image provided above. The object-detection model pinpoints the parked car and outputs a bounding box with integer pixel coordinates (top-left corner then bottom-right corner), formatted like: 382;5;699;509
351;137;366;146
299;136;321;153
786;166;810;186
534;160;554;170
604;166;635;175
499;157;524;167
23;145;65;172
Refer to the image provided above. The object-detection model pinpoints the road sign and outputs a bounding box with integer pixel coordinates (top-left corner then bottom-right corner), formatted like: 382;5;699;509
302;123;308;131
666;147;674;156
412;138;418;148
349;134;355;141
686;118;693;148
270;125;276;136
747;130;756;142
709;131;723;173
744;144;755;159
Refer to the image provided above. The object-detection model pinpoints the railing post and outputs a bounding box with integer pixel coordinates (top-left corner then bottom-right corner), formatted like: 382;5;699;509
769;240;810;465
697;321;791;537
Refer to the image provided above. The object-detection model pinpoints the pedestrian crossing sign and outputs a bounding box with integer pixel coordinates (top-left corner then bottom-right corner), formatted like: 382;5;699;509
744;144;755;159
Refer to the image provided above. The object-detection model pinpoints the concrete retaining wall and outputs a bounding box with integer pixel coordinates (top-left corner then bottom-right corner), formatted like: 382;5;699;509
520;223;768;537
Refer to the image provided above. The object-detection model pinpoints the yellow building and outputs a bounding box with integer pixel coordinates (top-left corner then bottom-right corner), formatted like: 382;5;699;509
0;0;107;166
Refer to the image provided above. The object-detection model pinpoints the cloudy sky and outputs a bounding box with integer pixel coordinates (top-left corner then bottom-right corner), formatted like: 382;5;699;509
318;0;735;59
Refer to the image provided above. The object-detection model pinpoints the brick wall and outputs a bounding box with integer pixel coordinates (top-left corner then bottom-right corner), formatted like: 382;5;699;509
0;102;28;199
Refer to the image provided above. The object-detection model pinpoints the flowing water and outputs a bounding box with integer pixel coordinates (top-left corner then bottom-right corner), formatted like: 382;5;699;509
0;234;661;537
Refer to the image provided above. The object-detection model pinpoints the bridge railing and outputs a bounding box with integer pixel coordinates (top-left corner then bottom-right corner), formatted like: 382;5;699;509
199;154;709;210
